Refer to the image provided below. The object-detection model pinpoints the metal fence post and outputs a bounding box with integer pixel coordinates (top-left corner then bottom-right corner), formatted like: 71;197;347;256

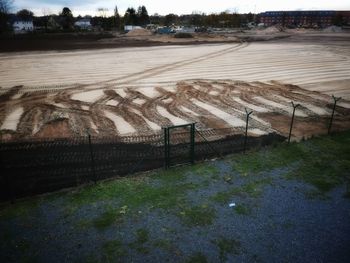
87;131;97;183
244;108;253;153
328;95;341;135
288;101;300;144
163;127;168;169
190;123;196;164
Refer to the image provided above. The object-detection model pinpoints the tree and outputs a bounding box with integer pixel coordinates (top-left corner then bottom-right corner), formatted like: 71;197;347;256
124;7;137;25
164;13;178;26
137;5;149;26
0;0;13;33
114;5;120;30
59;7;74;30
16;9;34;20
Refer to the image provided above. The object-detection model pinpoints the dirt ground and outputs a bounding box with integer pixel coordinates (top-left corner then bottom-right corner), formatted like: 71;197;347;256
0;31;349;141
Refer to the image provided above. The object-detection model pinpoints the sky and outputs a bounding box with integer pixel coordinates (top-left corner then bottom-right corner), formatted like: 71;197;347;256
13;0;350;16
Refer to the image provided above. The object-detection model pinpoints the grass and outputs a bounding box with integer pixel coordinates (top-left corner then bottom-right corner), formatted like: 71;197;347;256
212;237;242;262
231;142;307;175
186;252;208;263
102;240;126;261
285;133;350;193
92;207;123;230
234;204;252;215
129;228;150;254
212;178;273;203
179;204;216;226
1;131;349;261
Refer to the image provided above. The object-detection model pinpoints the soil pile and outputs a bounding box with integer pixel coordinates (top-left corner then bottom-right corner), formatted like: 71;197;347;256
323;26;342;33
126;28;153;36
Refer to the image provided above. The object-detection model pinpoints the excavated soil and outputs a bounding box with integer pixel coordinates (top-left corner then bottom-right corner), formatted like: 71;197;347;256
0;80;349;142
1;38;350;142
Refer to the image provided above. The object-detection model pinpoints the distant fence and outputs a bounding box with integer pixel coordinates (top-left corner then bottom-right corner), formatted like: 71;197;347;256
0;127;284;201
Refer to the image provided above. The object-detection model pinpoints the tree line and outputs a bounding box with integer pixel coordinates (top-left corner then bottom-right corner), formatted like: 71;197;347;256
0;0;256;34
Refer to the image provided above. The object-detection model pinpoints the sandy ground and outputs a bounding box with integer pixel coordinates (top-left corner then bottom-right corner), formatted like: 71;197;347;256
0;33;349;140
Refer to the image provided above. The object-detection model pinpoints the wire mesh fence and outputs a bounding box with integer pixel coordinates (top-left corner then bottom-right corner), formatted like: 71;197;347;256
0;127;286;201
0;96;348;201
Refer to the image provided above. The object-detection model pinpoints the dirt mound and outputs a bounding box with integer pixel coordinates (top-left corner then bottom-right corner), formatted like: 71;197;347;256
126;28;152;36
257;26;283;34
323;26;342;33
1;80;349;141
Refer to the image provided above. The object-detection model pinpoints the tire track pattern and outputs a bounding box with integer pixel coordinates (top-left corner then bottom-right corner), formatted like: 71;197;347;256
1;79;349;142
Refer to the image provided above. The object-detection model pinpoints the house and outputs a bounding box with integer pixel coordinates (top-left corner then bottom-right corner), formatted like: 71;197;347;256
12;19;34;33
124;25;142;32
74;18;92;30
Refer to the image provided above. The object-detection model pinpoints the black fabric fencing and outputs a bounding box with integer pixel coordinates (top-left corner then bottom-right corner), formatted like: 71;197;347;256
0;129;285;201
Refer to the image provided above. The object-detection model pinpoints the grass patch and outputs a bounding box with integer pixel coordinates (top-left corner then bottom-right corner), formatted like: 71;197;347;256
186;252;208;263
212;178;273;203
129;228;150;254
102;240;126;261
92;207;123;230
234;204;252;215
0;199;41;220
231;142;307;174
64;171;198;215
284;132;350;193
135;228;149;244
153;239;173;252
179;204;216;226
212;237;241;261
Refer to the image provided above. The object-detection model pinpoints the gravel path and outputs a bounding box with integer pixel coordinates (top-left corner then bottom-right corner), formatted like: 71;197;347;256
1;155;349;263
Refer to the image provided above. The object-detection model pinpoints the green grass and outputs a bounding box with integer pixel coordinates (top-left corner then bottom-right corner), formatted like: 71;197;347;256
179;204;216;226
231;142;307;174
234;204;252;215
102;239;126;261
135;228;149;244
92;207;123;230
186;252;208;263
212;237;242;262
212;178;273;203
129;228;150;254
284;132;350;193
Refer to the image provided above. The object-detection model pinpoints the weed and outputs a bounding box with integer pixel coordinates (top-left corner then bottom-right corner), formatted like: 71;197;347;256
179;204;216;226
231;142;307;174
186;252;208;263
129;228;150;254
135;228;149;244
92;207;122;230
212;178;272;203
235;204;252;215
153;239;173;252
212;237;241;261
102;240;126;261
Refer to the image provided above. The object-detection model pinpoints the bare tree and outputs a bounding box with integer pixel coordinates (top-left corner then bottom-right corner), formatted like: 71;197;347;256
0;0;13;33
0;0;13;13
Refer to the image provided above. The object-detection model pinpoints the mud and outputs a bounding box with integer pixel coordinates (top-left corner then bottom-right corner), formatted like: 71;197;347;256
1;80;349;142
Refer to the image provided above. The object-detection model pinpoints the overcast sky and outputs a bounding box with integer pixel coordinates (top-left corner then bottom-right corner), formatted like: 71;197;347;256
13;0;350;16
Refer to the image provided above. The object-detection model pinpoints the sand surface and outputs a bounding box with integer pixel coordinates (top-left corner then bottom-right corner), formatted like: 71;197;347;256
0;36;349;140
1;41;349;98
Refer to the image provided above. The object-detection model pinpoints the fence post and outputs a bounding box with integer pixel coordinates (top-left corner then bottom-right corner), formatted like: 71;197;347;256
244;108;253;153
328;95;341;135
163;127;168;169
87;131;97;183
190;123;196;164
288;101;300;144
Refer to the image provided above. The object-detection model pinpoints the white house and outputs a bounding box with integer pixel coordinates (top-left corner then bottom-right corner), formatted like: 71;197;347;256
124;25;142;32
74;18;92;29
13;20;34;33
